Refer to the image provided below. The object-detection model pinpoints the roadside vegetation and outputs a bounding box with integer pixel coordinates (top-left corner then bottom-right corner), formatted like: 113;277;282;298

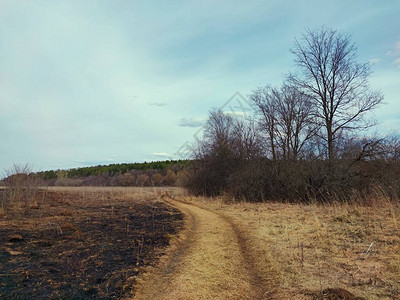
188;195;399;299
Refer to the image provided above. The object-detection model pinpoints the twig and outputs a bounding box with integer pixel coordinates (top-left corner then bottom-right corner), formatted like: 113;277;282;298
365;242;374;256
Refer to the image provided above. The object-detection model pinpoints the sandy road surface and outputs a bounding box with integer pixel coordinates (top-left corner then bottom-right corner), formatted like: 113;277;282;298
133;197;268;300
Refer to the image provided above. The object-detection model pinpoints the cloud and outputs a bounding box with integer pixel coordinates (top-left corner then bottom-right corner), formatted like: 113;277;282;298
395;58;400;68
396;41;400;52
387;41;400;67
178;118;204;128
152;152;171;158
369;57;381;64
224;111;248;117
149;102;168;107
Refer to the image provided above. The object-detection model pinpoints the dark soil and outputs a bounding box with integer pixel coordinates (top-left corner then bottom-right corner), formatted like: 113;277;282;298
0;189;183;299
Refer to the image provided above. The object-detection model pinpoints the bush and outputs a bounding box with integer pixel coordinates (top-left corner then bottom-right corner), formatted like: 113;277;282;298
2;164;39;209
151;173;164;186
136;174;150;187
54;178;83;187
164;170;177;186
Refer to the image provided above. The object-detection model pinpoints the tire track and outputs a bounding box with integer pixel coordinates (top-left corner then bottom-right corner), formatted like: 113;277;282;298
133;196;268;300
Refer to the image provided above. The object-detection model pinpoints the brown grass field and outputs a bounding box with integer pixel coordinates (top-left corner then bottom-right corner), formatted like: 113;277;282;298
188;195;400;299
1;187;399;299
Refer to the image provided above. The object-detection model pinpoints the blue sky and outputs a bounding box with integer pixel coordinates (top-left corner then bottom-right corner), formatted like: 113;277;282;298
1;0;399;172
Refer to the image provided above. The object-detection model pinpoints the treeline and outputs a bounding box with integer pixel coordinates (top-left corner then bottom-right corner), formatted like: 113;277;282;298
36;160;190;187
185;114;400;202
185;27;400;203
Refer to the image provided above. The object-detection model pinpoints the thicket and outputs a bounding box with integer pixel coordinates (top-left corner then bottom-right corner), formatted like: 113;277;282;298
0;164;40;213
186;112;400;203
185;27;399;203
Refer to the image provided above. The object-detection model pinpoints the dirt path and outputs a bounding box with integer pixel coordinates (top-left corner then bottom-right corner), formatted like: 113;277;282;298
133;197;267;300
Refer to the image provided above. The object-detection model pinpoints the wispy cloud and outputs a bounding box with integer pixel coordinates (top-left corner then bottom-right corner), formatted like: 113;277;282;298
149;102;168;107
395;41;400;68
369;57;381;64
396;41;400;52
224;111;248;117
178;118;204;128
152;152;171;158
395;58;400;68
387;41;400;68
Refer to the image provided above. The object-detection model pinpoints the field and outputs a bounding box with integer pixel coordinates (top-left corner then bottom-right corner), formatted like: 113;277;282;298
189;196;400;299
0;187;184;299
1;187;399;299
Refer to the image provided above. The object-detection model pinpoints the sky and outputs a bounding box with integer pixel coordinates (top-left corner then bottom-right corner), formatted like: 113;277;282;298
1;0;399;172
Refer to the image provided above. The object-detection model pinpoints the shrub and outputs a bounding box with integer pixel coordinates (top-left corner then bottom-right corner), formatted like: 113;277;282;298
151;173;164;186
2;164;39;209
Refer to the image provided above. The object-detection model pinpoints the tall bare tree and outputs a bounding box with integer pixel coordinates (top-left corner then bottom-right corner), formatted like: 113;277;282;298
274;85;316;160
231;118;262;160
290;27;384;162
250;85;315;160
188;110;237;196
250;86;278;160
204;110;235;152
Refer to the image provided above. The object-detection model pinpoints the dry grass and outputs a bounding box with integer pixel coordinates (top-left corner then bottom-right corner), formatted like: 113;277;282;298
190;196;400;299
45;186;185;199
3;186;398;299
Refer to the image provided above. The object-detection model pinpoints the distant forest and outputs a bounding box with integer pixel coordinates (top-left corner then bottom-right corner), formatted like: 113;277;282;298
34;160;190;187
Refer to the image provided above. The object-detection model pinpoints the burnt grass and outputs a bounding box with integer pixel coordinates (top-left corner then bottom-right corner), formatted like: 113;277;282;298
0;189;184;299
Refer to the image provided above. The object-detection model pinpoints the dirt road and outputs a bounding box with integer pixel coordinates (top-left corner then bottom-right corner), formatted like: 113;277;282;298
133;197;267;300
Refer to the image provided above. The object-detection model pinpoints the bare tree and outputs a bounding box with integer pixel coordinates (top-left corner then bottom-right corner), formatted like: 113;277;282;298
250;85;316;160
187;110;236;196
202;109;235;157
290;27;384;162
136;174;149;187
3;163;39;207
250;86;278;160
118;172;135;186
383;134;400;162
274;85;317;160
187;109;262;196
231;118;262;160
164;170;177;186
151;173;164;186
